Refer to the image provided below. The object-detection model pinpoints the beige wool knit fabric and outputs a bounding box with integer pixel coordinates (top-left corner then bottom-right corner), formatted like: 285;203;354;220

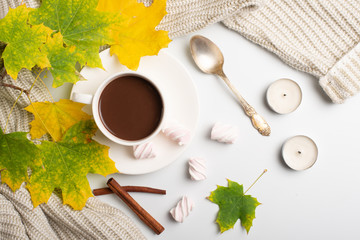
155;0;260;39
155;0;360;103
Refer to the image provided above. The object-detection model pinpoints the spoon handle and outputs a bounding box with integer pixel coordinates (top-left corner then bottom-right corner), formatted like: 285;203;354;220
217;71;271;136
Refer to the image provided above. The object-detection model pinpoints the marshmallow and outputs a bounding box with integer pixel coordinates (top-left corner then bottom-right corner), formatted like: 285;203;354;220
170;196;194;223
133;142;156;159
211;122;239;144
162;121;191;146
189;157;207;181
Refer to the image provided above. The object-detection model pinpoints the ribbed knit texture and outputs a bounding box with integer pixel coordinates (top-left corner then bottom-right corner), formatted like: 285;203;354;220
319;43;360;102
156;0;260;39
0;1;145;239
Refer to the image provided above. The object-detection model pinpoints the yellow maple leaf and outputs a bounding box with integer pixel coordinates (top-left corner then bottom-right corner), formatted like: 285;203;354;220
96;0;171;70
24;99;91;142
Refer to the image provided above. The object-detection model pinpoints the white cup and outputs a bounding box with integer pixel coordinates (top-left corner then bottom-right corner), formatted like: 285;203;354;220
72;72;166;146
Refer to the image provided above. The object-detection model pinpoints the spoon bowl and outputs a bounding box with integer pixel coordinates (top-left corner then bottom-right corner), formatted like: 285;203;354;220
190;36;224;74
190;35;271;136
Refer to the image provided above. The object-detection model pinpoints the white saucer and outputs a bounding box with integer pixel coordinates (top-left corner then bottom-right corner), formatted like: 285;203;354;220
71;49;199;174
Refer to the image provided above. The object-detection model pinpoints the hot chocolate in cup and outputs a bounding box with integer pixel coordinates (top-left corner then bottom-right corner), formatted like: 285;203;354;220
72;72;166;146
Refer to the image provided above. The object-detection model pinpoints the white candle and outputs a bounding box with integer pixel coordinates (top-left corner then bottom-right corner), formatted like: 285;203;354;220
266;79;302;114
282;135;318;170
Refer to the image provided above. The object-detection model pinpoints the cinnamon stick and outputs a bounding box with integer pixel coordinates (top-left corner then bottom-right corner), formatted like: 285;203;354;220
93;186;166;196
107;178;165;235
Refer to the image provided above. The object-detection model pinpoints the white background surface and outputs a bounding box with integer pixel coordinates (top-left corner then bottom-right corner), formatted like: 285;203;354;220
50;23;360;240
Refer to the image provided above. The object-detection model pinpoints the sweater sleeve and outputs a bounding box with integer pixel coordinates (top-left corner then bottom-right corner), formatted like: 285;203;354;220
222;0;360;103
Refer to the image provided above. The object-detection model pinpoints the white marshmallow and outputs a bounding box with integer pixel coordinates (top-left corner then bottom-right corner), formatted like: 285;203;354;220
162;120;191;146
189;157;207;181
170;196;194;223
133;142;156;159
211;122;239;144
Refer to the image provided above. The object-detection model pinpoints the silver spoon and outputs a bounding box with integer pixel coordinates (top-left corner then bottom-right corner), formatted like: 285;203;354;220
190;35;271;136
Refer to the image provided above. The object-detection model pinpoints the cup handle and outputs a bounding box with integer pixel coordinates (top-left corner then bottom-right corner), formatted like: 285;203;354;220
71;92;93;104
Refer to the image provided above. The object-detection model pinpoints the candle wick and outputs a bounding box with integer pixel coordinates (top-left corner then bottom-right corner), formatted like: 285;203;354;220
298;151;302;154
283;93;287;97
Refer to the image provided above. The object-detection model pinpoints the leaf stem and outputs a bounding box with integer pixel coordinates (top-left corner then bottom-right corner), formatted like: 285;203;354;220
0;82;30;95
28;69;43;94
1;70;44;133
37;73;55;103
244;169;267;194
4;89;24;133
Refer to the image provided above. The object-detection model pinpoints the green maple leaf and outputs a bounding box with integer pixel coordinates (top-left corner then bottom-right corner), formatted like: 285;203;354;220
0;128;40;191
27;120;117;210
43;33;84;87
0;5;51;79
208;179;261;233
29;0;119;69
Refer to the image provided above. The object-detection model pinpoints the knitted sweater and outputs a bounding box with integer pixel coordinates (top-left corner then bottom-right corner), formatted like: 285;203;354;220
156;0;360;103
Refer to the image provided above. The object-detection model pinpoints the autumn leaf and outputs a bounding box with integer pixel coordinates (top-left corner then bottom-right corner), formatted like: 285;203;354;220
0;5;51;79
208;179;261;233
29;0;120;69
0;128;40;191
27;120;117;210
24;99;91;142
96;0;171;70
42;33;83;87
